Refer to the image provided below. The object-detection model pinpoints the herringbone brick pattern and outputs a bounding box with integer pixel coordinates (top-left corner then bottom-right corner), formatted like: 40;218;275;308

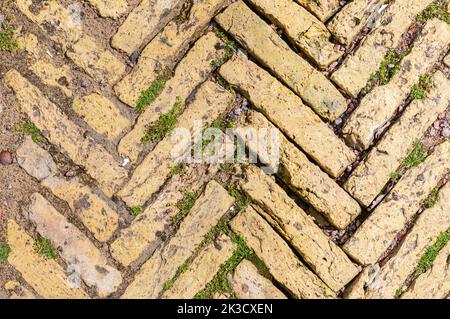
0;0;449;299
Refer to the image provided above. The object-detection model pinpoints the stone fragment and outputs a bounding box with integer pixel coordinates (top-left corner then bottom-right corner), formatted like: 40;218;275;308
86;0;128;19
294;0;341;22
16;137;57;181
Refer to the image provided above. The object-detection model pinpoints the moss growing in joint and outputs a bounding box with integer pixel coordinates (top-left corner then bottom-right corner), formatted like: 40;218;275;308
0;242;11;264
171;190;200;225
130;206;143;217
416;230;450;275
142;97;183;144
402;141;427;170
17;122;43;143
194;234;254;299
136;75;169;113
416;2;450;24
211;29;237;70
411;75;432;100
35;237;58;260
0;22;18;52
423;188;440;208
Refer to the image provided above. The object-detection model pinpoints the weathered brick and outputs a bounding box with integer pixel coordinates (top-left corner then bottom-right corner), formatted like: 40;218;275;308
327;0;384;46
342;19;450;150
228;260;286;299
122;181;234;298
402;240;450;299
7;219;89;299
241;166;360;291
444;54;450;67
114;0;228;107
118;81;232;208
111;164;219;267
5;70;128;197
332;0;434;97
16;0;82;49
230;206;335;298
111;0;184;55
238;111;360;228
362;182;450;298
41;177;119;243
248;0;342;69
28;193;123;297
344;141;450;265
73;94;131;141
162;235;235;299
30;60;73;97
118;32;226;161
215;1;347;121
345;71;450;206
220;57;356;178
86;0;128;19
67;35;126;85
294;0;340;22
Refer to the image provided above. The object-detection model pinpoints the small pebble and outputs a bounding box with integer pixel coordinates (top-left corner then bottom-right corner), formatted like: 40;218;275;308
0;150;13;165
442;128;450;138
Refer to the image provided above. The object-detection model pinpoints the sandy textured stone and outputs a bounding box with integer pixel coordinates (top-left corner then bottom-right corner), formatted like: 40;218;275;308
7;219;89;299
294;0;340;22
248;0;342;69
342;19;450;150
362;183;450;298
163;235;235;299
220;57;356;178
30;60;73;97
241;166;360;291
327;0;384;46
16;137;57;181
28;193;122;297
122;181;234;298
402;240;450;299
4;281;35;299
73;94;131;141
215;1;347;121
16;0;82;49
344;141;450;265
239;111;360;228
114;0;228;107
4;70;127;197
41;176;119;243
111;0;184;55
67;35;126;85
228;260;286;299
118;32;226;161
86;0;128;19
332;0;434;97
230;206;335;298
345;71;450;206
111;164;219;267
343;265;380;299
118;81;232;207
